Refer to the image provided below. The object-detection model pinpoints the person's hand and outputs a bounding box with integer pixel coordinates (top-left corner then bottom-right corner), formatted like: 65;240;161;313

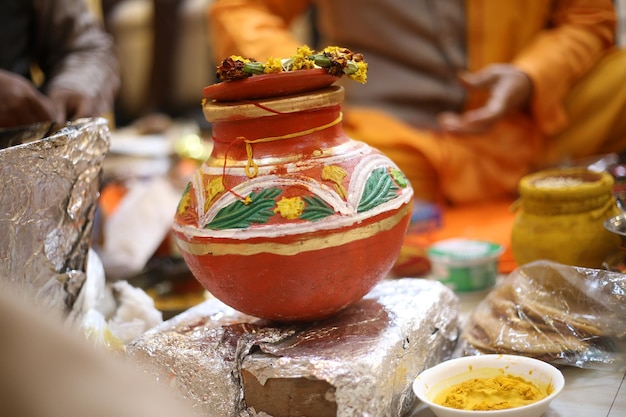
48;88;109;122
438;64;532;134
0;70;60;128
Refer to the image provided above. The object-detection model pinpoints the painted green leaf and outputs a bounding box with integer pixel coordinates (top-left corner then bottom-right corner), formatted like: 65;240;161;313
205;187;282;230
300;195;335;221
390;168;409;188
357;167;399;213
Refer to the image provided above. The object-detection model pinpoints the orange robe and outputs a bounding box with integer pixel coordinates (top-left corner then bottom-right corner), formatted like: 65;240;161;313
209;0;626;205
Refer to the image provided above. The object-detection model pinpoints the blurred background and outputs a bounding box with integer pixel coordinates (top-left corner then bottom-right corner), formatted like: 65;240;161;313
100;0;314;128
101;0;625;129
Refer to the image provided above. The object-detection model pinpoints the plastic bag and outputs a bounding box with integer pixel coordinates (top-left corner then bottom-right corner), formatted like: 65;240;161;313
68;249;162;350
462;260;626;370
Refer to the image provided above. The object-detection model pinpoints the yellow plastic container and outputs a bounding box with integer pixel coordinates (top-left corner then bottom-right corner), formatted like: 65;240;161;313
511;168;620;268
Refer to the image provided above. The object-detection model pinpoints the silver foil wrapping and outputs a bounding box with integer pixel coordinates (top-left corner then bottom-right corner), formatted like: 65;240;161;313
0;118;110;314
127;278;460;417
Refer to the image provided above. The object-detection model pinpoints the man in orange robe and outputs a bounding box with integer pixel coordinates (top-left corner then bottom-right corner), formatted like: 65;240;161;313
208;0;626;205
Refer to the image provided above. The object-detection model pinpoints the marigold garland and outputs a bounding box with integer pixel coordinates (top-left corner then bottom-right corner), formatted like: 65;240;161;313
216;45;368;84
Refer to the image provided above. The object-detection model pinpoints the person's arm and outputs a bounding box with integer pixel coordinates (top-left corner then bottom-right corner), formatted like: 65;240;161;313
0;69;59;128
0;287;199;417
209;0;312;62
440;0;616;136
438;65;533;134
34;0;120;122
511;0;616;135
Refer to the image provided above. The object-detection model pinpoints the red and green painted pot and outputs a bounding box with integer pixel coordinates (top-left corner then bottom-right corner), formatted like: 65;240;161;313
173;85;413;321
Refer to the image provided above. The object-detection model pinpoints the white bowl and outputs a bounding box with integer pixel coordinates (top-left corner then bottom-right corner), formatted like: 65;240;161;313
413;354;565;417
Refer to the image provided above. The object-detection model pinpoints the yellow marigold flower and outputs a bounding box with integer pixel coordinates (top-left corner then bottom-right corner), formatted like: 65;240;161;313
321;46;343;55
292;45;316;70
264;57;283;74
348;60;368;84
230;55;250;63
295;45;315;58
274;196;305;220
204;177;225;211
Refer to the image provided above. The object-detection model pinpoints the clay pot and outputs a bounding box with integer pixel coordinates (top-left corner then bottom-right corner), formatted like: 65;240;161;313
511;167;620;268
172;85;414;321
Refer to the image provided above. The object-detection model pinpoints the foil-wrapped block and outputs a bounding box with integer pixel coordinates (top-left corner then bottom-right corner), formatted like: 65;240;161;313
127;278;459;417
0;118;110;314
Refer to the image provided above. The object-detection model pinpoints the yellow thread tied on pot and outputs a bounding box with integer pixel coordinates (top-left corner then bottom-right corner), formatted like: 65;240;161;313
238;112;344;178
218;112;344;203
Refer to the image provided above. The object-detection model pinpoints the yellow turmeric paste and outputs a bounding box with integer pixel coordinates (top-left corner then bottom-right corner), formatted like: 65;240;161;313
434;374;550;411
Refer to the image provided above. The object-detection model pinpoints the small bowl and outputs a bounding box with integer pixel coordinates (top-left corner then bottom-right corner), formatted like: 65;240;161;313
604;214;626;242
413;354;564;417
427;239;503;292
